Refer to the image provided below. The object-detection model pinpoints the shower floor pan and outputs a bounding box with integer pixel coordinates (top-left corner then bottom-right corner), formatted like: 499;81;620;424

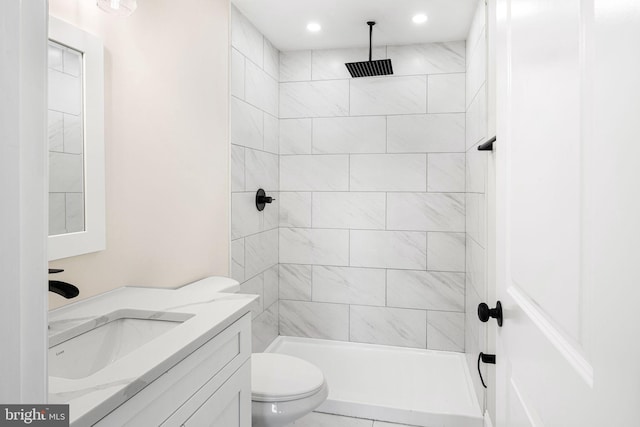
266;336;483;427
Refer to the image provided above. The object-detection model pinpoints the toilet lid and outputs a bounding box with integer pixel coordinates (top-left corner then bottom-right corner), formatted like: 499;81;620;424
251;353;325;402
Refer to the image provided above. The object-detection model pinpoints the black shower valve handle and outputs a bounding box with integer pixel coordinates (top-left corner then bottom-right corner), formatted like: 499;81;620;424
259;195;274;204
477;301;503;327
255;188;275;212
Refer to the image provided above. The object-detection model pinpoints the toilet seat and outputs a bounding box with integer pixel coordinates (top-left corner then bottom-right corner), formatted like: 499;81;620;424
251;353;325;402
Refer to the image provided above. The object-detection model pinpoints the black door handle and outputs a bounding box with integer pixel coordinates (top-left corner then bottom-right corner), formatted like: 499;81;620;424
477;301;503;327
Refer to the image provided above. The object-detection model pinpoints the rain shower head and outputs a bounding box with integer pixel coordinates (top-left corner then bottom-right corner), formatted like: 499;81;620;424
345;21;394;78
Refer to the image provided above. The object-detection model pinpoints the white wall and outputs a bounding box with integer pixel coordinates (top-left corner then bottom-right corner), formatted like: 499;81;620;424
276;42;467;350
48;0;231;309
229;6;281;352
465;0;490;412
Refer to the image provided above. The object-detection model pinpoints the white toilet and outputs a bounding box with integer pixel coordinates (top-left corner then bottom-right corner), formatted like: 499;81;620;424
251;353;329;427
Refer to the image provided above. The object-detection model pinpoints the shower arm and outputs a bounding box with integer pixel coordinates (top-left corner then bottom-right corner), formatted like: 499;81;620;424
368;21;375;62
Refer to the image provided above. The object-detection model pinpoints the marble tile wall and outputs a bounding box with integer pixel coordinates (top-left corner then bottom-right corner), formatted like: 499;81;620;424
278;41;467;352
230;6;280;353
48;41;85;236
465;0;489;410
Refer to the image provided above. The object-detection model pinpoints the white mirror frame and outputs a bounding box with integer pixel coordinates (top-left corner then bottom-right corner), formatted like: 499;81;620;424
48;17;105;261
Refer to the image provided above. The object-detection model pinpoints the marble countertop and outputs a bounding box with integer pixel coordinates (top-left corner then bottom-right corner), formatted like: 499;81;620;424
47;276;256;426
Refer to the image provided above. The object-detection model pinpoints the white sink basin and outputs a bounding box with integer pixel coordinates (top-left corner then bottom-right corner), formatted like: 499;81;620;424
49;310;192;380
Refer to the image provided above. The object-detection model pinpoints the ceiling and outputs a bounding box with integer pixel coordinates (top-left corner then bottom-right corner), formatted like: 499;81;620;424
231;0;478;51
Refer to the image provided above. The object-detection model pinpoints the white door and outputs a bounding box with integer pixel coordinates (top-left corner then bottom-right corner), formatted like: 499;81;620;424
495;0;640;425
0;0;48;403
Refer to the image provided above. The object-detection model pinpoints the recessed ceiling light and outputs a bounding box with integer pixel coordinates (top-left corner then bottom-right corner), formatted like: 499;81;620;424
306;22;322;32
412;13;428;24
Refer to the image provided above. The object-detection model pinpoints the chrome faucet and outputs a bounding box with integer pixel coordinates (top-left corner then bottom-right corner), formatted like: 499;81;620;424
48;269;79;299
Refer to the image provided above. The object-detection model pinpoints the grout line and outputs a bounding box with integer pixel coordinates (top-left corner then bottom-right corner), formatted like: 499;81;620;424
348;229;351;267
279;151;467;157
425;153;429;191
275;190;467;195
277;261;465;275
279;71;465;84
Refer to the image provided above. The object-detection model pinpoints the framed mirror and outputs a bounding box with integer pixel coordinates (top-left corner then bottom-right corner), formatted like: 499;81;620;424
48;17;105;261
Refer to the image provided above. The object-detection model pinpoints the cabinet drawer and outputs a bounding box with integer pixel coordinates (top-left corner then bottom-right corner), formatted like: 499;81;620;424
171;359;250;427
94;313;251;426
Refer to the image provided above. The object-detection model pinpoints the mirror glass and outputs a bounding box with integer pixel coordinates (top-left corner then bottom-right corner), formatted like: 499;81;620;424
48;40;86;236
48;17;105;261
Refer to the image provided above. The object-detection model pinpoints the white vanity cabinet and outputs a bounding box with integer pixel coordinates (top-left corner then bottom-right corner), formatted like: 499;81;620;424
93;313;252;427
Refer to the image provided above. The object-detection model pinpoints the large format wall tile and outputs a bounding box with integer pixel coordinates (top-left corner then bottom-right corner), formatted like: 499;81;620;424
312;116;386;154
231;145;245;192
387;270;465;312
387;193;465;232
280;300;349;340
263;265;279;308
466;29;486;110
231;192;262;239
466;84;487;151
387;114;465;153
350;76;427;116
279;192;312;227
312;266;386;306
231;48;245;100
280;50;312;82
263;38;280;80
230;34;475;353
311;47;386;80
279;264;312;301
427;311;465;352
428;153;466;192
231;97;263;150
387;42;465;75
350;230;427;270
350;305;427;348
231;238;245;283
312;192;385;230
231;9;281;356
246;61;279;116
280;227;349;265
465;2;488;403
245;228;279;278
350;154;427;192
428;73;466;113
281;155;349;191
280;119;312;154
466;138;487;193
264;114;279;154
245;149;278;191
240;274;264;318
263;192;279;230
466;193;486;248
231;6;263;65
466;235;486;299
253;303;278;353
427;232;466;272
280;80;349;118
